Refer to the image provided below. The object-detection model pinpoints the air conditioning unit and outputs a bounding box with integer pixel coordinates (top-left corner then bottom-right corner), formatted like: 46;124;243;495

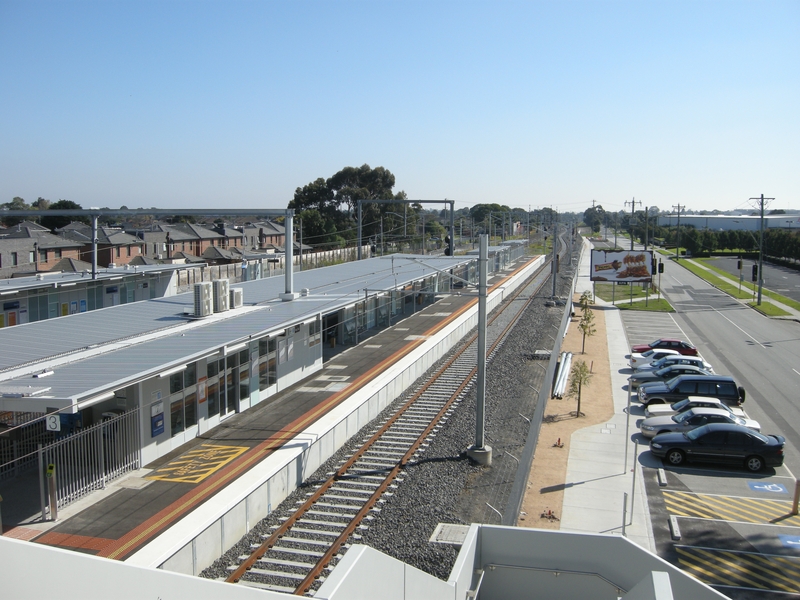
229;287;243;309
193;282;213;317
213;279;229;312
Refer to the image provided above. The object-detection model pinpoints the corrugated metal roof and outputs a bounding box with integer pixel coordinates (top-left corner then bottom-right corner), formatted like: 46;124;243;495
0;255;473;405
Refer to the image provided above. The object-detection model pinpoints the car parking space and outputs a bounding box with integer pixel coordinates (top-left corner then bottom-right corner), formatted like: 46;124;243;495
645;466;800;598
621;310;800;599
620;312;690;351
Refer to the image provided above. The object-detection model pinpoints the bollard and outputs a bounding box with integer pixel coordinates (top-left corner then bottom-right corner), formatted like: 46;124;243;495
46;463;57;521
622;492;628;537
792;479;800;516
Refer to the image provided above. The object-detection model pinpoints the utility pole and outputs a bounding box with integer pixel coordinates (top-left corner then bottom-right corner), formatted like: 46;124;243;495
672;204;684;260
624;197;642;250
644;206;648;251
750;194;774;306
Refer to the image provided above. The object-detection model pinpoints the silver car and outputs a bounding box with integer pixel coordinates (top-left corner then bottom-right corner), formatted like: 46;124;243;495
639;407;760;439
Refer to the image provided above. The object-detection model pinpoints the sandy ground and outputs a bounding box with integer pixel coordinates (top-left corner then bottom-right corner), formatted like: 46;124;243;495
518;296;615;528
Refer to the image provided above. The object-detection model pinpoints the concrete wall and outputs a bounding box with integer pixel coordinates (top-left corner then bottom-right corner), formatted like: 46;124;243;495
127;256;544;574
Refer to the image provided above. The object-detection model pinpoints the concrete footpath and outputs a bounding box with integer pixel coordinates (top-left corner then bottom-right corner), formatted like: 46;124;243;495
558;239;657;552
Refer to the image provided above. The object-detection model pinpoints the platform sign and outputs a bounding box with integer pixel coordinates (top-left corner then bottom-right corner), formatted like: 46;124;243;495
747;481;788;494
779;535;800;549
45;414;61;432
590;250;653;283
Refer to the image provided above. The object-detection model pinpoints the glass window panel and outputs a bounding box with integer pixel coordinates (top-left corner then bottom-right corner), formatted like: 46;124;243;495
207;379;219;417
184;391;197;428
170;396;184;436
185;363;196;386
207;359;218;378
169;372;184;394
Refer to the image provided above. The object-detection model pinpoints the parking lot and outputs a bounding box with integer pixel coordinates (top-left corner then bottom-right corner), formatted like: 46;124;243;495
622;310;800;599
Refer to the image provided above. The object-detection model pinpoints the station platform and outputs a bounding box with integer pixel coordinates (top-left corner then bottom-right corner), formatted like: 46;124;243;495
3;252;544;575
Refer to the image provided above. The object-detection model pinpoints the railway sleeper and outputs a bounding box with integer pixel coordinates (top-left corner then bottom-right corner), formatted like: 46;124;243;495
255;543;325;558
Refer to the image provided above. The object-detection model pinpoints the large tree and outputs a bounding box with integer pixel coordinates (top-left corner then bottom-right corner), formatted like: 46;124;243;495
1;196;30;226
583;204;606;233
290;165;406;247
40;199;89;231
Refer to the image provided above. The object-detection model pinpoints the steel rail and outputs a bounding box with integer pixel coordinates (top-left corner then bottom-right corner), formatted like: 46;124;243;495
225;252;556;593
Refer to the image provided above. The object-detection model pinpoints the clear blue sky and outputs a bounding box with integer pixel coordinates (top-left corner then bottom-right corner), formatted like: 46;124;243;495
1;0;797;216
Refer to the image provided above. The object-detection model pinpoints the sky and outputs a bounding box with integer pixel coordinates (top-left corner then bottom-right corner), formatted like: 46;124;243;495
1;0;798;217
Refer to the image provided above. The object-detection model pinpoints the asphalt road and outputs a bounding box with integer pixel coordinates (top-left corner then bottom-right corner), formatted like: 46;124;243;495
656;257;800;471
705;256;800;306
618;246;800;599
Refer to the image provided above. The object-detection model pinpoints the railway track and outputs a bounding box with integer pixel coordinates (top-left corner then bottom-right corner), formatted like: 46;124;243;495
224;246;566;595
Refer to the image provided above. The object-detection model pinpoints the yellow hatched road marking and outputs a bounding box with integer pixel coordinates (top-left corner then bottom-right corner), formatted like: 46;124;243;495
676;546;800;593
664;490;800;526
146;444;250;483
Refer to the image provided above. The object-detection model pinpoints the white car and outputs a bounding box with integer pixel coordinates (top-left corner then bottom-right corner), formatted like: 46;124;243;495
644;396;746;419
639;407;760;439
629;349;680;369
634;355;713;373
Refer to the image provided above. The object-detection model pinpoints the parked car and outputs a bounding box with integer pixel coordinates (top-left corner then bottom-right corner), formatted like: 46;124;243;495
631;338;698;356
644;396;746;419
639;407;760;439
629;349;680;369
638;374;745;407
649;423;785;472
634;355;713;373
629;365;713;389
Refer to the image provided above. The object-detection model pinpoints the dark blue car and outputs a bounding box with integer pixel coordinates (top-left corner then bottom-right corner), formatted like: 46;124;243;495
650;422;785;472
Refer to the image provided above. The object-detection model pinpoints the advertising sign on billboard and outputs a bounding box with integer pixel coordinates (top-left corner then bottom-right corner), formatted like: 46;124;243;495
590;250;653;283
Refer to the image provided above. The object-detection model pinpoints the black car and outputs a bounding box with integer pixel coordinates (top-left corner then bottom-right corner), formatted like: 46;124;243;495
629;365;712;389
650;422;785;472
638;374;745;407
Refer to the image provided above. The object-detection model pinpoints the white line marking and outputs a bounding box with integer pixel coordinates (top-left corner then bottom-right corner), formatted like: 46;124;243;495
794;369;800;377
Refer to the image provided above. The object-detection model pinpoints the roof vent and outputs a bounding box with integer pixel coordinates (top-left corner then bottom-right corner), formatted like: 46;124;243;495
301;288;310;297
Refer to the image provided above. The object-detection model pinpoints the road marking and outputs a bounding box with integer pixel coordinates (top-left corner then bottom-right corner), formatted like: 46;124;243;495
793;369;800;377
146;444;250;483
664;490;800;526
675;545;800;593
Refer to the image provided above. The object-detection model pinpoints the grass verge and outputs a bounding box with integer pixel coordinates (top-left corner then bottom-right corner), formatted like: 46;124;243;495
675;260;753;300
747;302;791;317
594;283;654;301
615;298;674;312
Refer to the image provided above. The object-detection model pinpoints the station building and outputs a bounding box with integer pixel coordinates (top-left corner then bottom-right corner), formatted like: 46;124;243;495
0;254;476;494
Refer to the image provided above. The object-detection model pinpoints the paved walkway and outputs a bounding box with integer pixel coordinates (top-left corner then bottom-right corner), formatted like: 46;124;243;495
559;239;657;551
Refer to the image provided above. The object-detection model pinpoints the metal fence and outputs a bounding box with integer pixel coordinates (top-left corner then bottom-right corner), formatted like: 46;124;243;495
0;411;50;481
41;408;141;510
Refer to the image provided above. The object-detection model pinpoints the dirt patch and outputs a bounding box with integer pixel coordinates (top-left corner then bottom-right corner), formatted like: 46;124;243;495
518;295;615;528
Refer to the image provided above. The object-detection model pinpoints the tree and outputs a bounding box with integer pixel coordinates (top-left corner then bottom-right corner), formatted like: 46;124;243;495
0;196;30;226
583;204;606;233
289;165;404;245
40;199;89;231
578;305;596;354
567;360;592;417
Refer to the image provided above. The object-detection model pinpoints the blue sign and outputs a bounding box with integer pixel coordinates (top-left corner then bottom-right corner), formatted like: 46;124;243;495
747;482;788;494
779;535;800;549
151;414;164;437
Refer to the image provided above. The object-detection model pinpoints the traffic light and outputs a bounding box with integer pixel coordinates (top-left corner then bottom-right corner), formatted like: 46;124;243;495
752;264;758;282
652;258;657;274
737;259;742;270
658;262;664;274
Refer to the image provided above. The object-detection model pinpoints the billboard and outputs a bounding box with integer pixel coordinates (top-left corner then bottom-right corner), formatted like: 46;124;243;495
590;249;653;283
